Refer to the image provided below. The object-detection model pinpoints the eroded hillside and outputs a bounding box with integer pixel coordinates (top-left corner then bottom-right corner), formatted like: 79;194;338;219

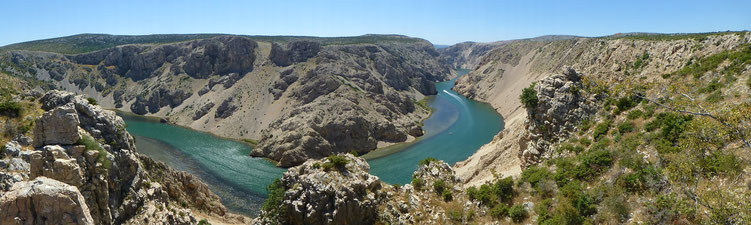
0;34;452;166
449;32;751;224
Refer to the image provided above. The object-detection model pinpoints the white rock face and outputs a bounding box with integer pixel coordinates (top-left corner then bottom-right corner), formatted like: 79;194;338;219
0;176;95;225
276;154;383;225
521;67;599;166
32;103;81;147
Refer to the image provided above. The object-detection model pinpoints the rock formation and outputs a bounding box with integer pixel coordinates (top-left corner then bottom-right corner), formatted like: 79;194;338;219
254;155;486;225
520;67;600;167
0;91;247;225
277;154;382;225
0;177;95;225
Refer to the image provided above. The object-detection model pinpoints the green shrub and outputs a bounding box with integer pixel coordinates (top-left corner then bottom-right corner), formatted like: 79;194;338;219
698;79;724;94
466;186;478;201
617;165;659;193
447;209;463;222
654;113;693;144
535;199;553;223
493;177;515;203
590;137;611;152
560;143;585;153
617;121;635;134
553;158;577;186
626;109;644;120
548;200;586;225
578;119;593;132
615;96;638;113
573;150;613;180
198;219;211;225
441;189;453;202
705;91;724;103
489;204;509;219
412;177;425;191
579;137;592;146
0;101;23;118
86;97;98;105
560;181;597;217
520;83;539;109
433;179;447;194
467;176;515;207
603;194;631;223
593;120;612;140
322;155;349;171
646;193;696;224
508;204;528;223
261;178;286;224
77;134;111;169
419;157;439;166
520;166;552;188
700;151;743;177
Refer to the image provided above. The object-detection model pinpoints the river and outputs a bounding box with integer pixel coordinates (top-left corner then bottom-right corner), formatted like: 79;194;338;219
121;68;503;216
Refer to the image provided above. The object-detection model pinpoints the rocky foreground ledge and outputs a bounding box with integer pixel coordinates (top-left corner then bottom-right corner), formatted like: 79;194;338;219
253;154;495;225
0;91;249;224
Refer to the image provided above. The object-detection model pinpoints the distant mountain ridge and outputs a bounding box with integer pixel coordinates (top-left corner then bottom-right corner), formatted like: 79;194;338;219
0;33;427;55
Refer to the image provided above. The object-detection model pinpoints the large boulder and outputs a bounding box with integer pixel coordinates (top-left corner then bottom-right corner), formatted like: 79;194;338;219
0;177;95;225
32;103;81;147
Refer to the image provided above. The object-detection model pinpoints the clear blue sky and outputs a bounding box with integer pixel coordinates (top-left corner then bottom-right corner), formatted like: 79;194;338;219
1;0;749;46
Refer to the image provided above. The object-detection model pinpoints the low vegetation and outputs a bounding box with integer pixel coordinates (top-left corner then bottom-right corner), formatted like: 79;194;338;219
261;178;286;225
520;83;538;109
320;155;349;171
78;134;111;170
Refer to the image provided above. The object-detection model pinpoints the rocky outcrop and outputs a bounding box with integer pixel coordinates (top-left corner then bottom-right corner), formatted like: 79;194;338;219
0;177;95;225
252;96;415;167
68;36;258;80
256;154;383;225
254;154;484;225
30;145;85;186
32;104;81;147
215;97;238;119
521;67;600;166
269;41;321;67
0;90;244;225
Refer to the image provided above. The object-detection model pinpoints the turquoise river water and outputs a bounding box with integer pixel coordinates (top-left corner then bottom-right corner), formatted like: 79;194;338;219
121;69;503;216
